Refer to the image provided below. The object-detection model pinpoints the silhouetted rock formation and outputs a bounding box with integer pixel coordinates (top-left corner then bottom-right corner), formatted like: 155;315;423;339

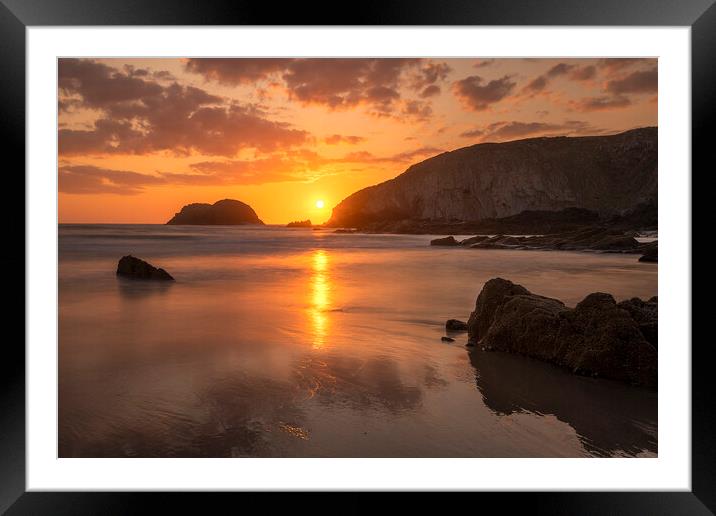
425;227;657;254
445;319;468;331
327;128;657;229
286;219;312;228
430;236;459;246
463;278;657;387
166;199;263;225
116;255;174;281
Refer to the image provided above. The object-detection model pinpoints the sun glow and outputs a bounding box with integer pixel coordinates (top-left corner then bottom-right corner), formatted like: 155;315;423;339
315;200;325;209
309;250;330;349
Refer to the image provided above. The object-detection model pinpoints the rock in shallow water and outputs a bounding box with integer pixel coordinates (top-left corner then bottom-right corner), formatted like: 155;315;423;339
116;255;174;281
430;236;459;246
445;319;469;331
441;336;455;342
464;278;657;387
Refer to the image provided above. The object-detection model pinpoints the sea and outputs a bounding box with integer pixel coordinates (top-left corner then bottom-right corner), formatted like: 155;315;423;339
58;224;658;457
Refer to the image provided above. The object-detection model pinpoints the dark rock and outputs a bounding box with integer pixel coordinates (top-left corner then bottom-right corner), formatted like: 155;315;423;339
460;235;489;246
467;278;530;343
117;255;174;281
465;278;657;386
639;246;658;262
430;236;459;246
166;199;263;225
588;235;640;251
334;228;358;234
446;319;469;331
618;297;658;348
441;336;455;342
287;219;312;228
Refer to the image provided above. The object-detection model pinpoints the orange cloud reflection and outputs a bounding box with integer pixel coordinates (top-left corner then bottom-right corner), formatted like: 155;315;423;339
309;250;331;349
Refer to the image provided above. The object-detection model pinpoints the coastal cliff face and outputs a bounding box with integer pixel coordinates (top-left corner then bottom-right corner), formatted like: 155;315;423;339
326;127;657;228
166;199;264;225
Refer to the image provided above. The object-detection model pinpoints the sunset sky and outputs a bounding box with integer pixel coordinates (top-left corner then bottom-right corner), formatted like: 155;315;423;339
58;57;657;224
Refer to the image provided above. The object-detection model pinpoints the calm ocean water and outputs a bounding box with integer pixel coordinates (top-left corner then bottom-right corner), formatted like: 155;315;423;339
59;224;658;457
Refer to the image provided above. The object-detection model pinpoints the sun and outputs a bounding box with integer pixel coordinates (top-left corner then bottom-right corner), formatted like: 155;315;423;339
315;199;325;209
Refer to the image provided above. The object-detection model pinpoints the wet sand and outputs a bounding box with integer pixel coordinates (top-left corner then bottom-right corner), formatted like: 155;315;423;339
59;224;657;457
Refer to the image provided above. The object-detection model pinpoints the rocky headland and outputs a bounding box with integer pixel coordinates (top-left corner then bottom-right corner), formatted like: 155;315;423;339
446;278;657;387
327;128;657;230
166;199;264;225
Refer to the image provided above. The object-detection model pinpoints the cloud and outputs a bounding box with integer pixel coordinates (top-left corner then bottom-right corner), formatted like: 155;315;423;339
184;58;293;85
58;59;309;157
597;58;651;73
399;100;433;120
459;120;605;141
419;84;441;98
474;59;495;68
323;134;365;145
59;165;165;195
570;95;632;111
452;75;516;111
569;65;597;81
520;62;581;97
459;128;484;138
281;58;421;112
341;146;443;164
410;62;451;90
186;58;438;115
606;67;657;95
523;75;548;93
546;63;576;77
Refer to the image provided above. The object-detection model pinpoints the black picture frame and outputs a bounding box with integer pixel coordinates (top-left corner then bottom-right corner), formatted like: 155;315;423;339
1;0;710;513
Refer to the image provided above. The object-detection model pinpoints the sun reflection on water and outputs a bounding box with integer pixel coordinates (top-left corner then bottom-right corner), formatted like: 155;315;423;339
309;250;330;349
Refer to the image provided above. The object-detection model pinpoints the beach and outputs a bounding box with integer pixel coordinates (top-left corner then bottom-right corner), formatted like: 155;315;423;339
59;224;658;458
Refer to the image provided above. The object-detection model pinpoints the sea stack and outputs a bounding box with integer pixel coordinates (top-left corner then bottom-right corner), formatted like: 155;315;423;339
166;199;264;225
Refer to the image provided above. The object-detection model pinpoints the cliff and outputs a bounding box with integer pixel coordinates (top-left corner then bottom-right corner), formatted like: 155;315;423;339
326;127;657;228
166;199;264;225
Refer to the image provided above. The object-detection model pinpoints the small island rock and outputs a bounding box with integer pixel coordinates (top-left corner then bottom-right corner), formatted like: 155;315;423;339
166;199;263;225
287;219;312;228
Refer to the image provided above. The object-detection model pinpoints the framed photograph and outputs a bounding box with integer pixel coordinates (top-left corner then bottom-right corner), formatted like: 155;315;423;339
3;0;711;512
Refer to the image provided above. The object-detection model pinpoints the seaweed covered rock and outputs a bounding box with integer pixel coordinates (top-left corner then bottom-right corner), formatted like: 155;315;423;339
465;278;657;386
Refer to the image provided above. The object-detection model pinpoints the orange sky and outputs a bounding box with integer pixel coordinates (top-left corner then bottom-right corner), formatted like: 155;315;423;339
58;58;657;224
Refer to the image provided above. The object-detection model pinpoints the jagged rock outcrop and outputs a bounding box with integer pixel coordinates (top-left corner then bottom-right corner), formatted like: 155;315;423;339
166;199;263;225
327;128;657;228
464;278;657;387
116;255;174;281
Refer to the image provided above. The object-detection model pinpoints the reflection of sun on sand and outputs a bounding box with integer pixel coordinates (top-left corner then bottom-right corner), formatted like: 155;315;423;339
309;250;330;349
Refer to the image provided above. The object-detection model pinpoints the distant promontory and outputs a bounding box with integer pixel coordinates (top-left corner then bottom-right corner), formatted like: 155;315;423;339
166;199;264;225
326;127;657;230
